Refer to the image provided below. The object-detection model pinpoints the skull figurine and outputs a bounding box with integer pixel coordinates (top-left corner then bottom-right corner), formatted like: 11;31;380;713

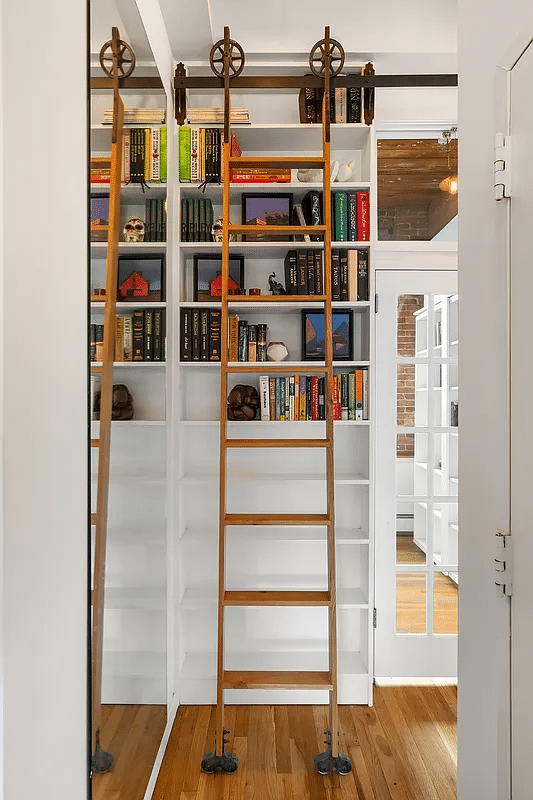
211;217;224;242
123;217;145;242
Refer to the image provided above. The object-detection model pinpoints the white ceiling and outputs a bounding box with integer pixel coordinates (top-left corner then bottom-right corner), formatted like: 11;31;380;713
90;0;457;70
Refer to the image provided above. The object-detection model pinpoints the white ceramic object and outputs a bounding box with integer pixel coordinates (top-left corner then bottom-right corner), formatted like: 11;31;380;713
123;217;145;242
297;168;322;183
336;159;355;182
330;160;340;182
266;341;289;361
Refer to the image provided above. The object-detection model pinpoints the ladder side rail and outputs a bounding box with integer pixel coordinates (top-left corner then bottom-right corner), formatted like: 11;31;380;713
321;28;340;760
92;92;124;752
215;24;233;759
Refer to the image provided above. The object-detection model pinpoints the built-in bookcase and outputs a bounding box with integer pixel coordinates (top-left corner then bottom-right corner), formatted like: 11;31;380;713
174;90;375;705
90;82;173;704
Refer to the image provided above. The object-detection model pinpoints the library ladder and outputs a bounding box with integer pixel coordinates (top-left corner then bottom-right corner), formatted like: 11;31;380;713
199;26;352;777
90;26;125;774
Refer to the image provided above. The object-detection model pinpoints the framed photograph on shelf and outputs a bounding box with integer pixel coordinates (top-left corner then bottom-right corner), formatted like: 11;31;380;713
241;192;293;241
90;194;110;242
301;309;354;361
193;254;245;301
117;255;165;302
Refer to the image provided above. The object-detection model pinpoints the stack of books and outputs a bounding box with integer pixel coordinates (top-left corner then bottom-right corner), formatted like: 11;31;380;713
257;369;369;421
186;108;249;124
103;107;166;124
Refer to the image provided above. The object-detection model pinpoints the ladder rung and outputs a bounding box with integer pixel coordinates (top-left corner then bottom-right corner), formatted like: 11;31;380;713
91;439;100;448
229;224;326;235
91;365;103;373
222;670;333;690
224;590;331;606
229;156;326;169
227;364;328;373
225;513;331;526
225;438;330;449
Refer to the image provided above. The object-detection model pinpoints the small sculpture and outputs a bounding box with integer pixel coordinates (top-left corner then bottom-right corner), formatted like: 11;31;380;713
227;384;260;420
268;272;287;295
211;217;235;242
93;383;134;421
297;168;322;183
266;342;288;362
335;159;355;182
123;217;145;242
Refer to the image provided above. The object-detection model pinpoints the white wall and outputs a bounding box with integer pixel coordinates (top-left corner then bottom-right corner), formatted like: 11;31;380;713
1;1;88;798
457;2;532;799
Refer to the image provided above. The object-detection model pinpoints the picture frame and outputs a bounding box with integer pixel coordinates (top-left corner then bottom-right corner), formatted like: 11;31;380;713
117;254;165;302
241;192;293;241
90;194;110;242
193;254;245;301
301;309;354;361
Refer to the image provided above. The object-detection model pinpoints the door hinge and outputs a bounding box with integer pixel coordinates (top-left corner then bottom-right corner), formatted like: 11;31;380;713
495;529;513;597
494;133;512;200
373;608;378;627
374;293;379;313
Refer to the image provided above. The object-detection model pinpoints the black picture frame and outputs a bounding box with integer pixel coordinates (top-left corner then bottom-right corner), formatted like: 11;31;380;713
301;309;354;361
241;192;293;241
193;254;245;301
117;254;165;302
90;194;110;242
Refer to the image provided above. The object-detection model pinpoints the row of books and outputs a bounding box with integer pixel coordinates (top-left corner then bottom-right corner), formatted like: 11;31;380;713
180;308;221;362
298;69;372;125
90;126;168;185
283;248;369;301
140;198;166;242
179;127;291;184
298;189;370;242
257;369;369;421
90;309;166;363
181;197;214;242
229;318;268;362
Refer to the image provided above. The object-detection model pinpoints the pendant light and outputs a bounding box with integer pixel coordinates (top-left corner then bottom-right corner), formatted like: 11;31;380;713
439;128;458;194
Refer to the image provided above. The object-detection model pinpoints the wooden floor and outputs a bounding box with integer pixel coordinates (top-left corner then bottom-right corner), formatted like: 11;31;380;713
152;686;457;800
92;704;166;800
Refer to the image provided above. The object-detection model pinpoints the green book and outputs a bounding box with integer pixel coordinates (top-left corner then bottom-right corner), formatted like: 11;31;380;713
348;370;356;420
334;191;348;241
159;125;167;182
179;125;191;182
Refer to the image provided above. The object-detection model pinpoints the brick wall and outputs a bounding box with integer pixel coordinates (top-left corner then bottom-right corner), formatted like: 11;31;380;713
378;203;430;241
396;295;425;457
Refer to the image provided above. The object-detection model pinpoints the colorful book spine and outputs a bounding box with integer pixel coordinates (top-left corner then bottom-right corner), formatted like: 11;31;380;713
229;315;239;362
339;250;349;301
334;192;348;241
132;311;144;361
122;129;131;182
238;319;248;362
355;368;364;420
209;309;221;361
144;128;151;182
269;378;276;420
153;310;164;361
179;125;191;182
159;125;167;182
190;126;199;182
347;192;358;241
144;310;154;361
151;127;161;182
123;315;133;361
114;315;124;362
348;371;356;420
357;190;370;241
200;309;209;361
191;310;201;361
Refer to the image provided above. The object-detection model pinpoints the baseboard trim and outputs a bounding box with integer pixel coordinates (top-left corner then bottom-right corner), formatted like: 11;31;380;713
143;696;179;800
375;676;457;686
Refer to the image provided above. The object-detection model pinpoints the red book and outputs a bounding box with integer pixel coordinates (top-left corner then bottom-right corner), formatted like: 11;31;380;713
333;375;342;420
311;376;319;420
356;190;370;241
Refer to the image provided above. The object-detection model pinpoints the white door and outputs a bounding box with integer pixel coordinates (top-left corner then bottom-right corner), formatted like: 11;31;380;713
509;36;533;799
374;269;458;677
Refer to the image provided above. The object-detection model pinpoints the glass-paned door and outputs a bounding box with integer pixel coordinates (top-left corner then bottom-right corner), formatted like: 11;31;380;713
375;270;458;677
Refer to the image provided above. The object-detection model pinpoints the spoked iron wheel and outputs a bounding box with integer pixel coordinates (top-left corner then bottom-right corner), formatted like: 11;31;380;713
309;37;345;77
99;38;136;79
209;38;245;78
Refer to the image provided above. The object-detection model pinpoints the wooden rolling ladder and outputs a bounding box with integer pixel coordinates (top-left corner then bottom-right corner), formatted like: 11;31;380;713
200;26;352;776
90;27;124;775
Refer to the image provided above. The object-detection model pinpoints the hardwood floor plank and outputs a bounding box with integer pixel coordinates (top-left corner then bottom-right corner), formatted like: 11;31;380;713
149;688;457;800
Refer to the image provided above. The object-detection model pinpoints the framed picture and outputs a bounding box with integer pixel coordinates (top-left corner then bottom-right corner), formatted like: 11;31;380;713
301;309;354;361
241;192;293;241
193;255;245;301
117;255;165;302
90;194;110;242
